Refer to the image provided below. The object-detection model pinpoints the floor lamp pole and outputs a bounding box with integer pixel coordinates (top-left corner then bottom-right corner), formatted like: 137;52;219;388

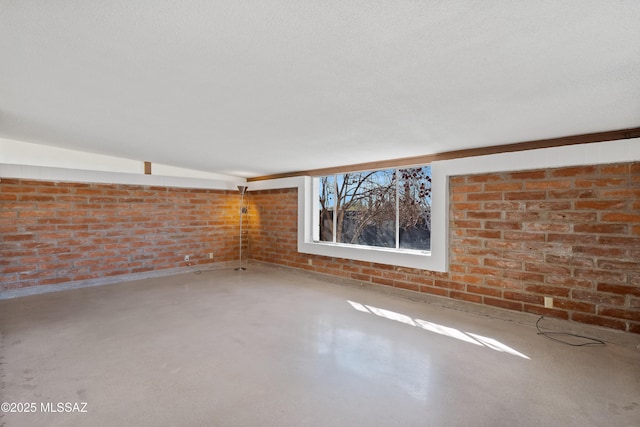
235;186;248;271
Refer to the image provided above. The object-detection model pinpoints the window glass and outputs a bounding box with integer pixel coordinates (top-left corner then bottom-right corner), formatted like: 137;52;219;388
337;170;396;248
318;175;335;242
317;165;430;251
398;166;432;250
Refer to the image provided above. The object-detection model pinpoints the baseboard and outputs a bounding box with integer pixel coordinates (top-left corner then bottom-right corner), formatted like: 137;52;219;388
0;261;239;300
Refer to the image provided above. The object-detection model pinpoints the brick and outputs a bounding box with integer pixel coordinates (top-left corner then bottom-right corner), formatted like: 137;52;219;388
524;263;571;276
451;184;483;193
450;274;482;290
467;266;502;277
465;230;502;239
575;178;627;188
504;212;542;223
598;236;640;247
503;291;541;304
509;170;546;180
551;165;597;177
545;276;593;288
449;264;466;273
394;281;420;292
525;201;571;211
485;221;521;230
450;291;482;304
504;232;545;242
407;276;434;286
451;202;483;211
452;256;482;265
419;286;448;297
452;220;481;228
524;285;570;297
544;255;594;268
450;176;467;185
600;188;640;198
485;278;522;290
573;245;625;257
341;264;361;273
485;241;522;250
484;202;523;210
524;180;572;190
574;200;627;210
525;223;571;232
0;178;21;184
484;258;522;270
467;285;502;297
484;297;522;311
598;307;640;322
573;224;627;234
574;269;626;283
504;191;546;201
1;185;36;193
452;211;467;220
467;248;502;257
467;174;503;183
548;190;597;199
601;213;640;223
523;305;570;320
451;193;466;202
3;234;35;241
503;271;545;283
484;182;523;192
351;273;370;282
466;192;502;201
601;164;630;174
553;299;595;313
597;259;640;270
596;283;640;296
548;212;597;222
467;211;502;219
571;290;625;306
435;279;466;290
571;313;626;331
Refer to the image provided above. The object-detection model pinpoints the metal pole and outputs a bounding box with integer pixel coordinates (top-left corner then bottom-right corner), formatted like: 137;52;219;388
235;186;248;271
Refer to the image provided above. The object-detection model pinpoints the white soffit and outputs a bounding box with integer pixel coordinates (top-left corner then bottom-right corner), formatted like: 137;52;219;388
1;1;639;178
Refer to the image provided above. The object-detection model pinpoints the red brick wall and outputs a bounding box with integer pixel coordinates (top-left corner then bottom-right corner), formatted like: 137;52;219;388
1;179;239;291
247;162;640;334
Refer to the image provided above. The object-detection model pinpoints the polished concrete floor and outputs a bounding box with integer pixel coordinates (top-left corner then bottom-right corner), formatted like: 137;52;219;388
1;265;639;427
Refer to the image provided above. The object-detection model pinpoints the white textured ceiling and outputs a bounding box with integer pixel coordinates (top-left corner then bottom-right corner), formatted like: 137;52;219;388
1;1;639;178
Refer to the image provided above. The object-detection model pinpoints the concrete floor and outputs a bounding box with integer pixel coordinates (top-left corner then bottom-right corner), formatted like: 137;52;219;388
1;265;639;427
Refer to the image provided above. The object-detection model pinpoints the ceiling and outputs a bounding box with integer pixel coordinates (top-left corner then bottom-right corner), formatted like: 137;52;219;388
1;1;639;178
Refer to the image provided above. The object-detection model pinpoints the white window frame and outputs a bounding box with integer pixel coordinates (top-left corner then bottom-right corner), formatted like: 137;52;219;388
304;166;445;270
313;168;432;251
244;162;448;271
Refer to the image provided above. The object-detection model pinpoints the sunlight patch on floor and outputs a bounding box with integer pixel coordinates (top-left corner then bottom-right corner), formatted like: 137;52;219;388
347;300;530;360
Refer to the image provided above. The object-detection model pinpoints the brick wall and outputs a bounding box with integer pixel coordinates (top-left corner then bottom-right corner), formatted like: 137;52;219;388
1;179;239;291
247;162;640;334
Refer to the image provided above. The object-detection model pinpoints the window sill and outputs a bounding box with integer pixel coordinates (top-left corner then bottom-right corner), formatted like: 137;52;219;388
298;239;441;270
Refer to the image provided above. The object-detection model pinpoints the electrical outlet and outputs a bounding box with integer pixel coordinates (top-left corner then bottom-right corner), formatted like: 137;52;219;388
208;253;213;259
544;297;553;308
308;259;313;266
184;255;190;262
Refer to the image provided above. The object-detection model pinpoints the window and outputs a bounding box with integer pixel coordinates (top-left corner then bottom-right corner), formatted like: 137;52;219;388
315;166;431;251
